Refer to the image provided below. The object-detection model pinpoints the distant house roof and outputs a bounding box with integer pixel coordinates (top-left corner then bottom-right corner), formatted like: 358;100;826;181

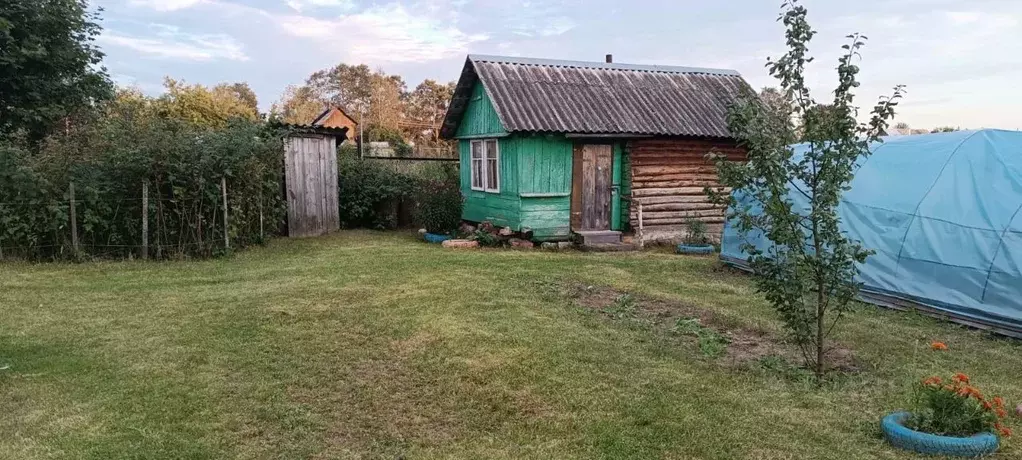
311;106;358;129
440;55;751;139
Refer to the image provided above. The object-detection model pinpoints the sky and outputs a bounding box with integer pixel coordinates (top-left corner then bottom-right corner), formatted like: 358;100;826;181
92;0;1022;129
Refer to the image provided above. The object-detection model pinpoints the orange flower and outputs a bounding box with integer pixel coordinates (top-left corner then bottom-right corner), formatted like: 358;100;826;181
993;397;1005;408
922;376;943;386
1000;427;1013;438
931;341;949;351
952;373;970;384
996;408;1008;419
983;401;994;410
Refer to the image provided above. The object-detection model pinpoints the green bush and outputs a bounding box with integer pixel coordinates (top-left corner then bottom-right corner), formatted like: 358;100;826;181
337;153;414;229
414;164;462;234
683;218;709;245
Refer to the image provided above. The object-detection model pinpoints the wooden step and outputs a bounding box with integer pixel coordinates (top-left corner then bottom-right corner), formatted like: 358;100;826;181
574;230;622;245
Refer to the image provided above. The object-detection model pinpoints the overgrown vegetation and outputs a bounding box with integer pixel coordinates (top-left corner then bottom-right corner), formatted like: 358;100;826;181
413;165;462;234
682;219;709;246
337;152;414;230
0;0;113;143
0;92;287;259
672;318;729;358
0;3;285;260
337;148;461;231
709;0;905;381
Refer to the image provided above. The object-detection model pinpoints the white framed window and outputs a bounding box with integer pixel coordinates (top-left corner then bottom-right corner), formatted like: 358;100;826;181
471;141;484;190
470;139;500;193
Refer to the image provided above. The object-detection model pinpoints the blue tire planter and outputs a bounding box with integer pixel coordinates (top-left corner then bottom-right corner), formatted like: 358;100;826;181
676;244;715;255
881;411;999;458
423;233;452;244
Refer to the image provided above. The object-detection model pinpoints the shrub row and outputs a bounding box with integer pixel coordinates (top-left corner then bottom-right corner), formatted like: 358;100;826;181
0;118;287;260
1;128;461;261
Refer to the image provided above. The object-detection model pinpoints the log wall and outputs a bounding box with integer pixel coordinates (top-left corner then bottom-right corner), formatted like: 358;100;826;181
627;138;746;242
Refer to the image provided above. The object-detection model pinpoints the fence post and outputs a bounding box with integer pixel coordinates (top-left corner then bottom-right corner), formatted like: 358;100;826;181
258;192;264;242
69;182;79;255
142;181;149;260
637;199;644;249
222;176;229;249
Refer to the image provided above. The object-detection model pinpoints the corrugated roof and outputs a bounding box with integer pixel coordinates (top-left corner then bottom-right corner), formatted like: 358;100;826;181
441;55;751;139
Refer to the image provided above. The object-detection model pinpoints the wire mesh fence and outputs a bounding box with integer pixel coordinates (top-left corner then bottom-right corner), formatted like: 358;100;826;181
0;177;278;262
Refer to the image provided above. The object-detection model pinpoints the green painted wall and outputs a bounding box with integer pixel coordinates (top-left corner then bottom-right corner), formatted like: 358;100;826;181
457;135;572;240
453;82;628;240
459;138;520;229
512;135;574;240
455;82;506;138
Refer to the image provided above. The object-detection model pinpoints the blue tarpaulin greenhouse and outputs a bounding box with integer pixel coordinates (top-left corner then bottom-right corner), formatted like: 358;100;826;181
721;129;1022;336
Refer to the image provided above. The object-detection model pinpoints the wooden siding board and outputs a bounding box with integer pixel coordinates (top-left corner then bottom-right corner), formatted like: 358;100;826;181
455;82;507;138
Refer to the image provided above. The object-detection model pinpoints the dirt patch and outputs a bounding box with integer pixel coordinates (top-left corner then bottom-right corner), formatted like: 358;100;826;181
565;283;858;373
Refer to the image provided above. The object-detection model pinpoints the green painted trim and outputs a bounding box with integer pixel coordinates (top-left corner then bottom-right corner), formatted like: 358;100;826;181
520;192;570;198
611;142;623;231
455;133;510;140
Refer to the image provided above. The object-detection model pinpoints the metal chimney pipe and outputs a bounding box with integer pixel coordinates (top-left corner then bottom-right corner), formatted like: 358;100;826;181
606;54;613;63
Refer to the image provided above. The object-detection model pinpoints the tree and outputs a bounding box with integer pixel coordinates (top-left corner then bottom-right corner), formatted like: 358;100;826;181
759;87;792;122
270;85;327;125
157;78;259;128
405;79;456;143
931;126;960;133
308;63;374;114
0;0;113;142
221;82;259;113
306;64;406;133
708;0;905;381
893;122;910;130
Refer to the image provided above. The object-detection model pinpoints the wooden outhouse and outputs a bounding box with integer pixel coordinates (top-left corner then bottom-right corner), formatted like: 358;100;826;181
440;55;750;244
283;125;349;237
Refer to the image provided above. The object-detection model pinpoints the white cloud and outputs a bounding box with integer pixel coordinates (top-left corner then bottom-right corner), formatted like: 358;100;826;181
98;25;248;61
538;17;575;37
277;3;487;62
128;0;204;12
944;11;982;25
285;0;356;13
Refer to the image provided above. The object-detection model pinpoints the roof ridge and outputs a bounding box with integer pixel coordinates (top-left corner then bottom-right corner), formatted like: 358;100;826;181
468;54;741;77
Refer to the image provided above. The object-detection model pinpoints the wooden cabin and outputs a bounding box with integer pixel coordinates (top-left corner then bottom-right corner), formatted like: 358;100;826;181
439;55;750;244
311;106;358;142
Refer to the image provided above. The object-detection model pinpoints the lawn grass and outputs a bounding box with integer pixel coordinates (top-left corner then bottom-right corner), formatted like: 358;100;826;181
1;231;1020;459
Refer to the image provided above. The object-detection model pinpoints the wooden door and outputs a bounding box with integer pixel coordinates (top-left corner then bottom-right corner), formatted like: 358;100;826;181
572;144;613;231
